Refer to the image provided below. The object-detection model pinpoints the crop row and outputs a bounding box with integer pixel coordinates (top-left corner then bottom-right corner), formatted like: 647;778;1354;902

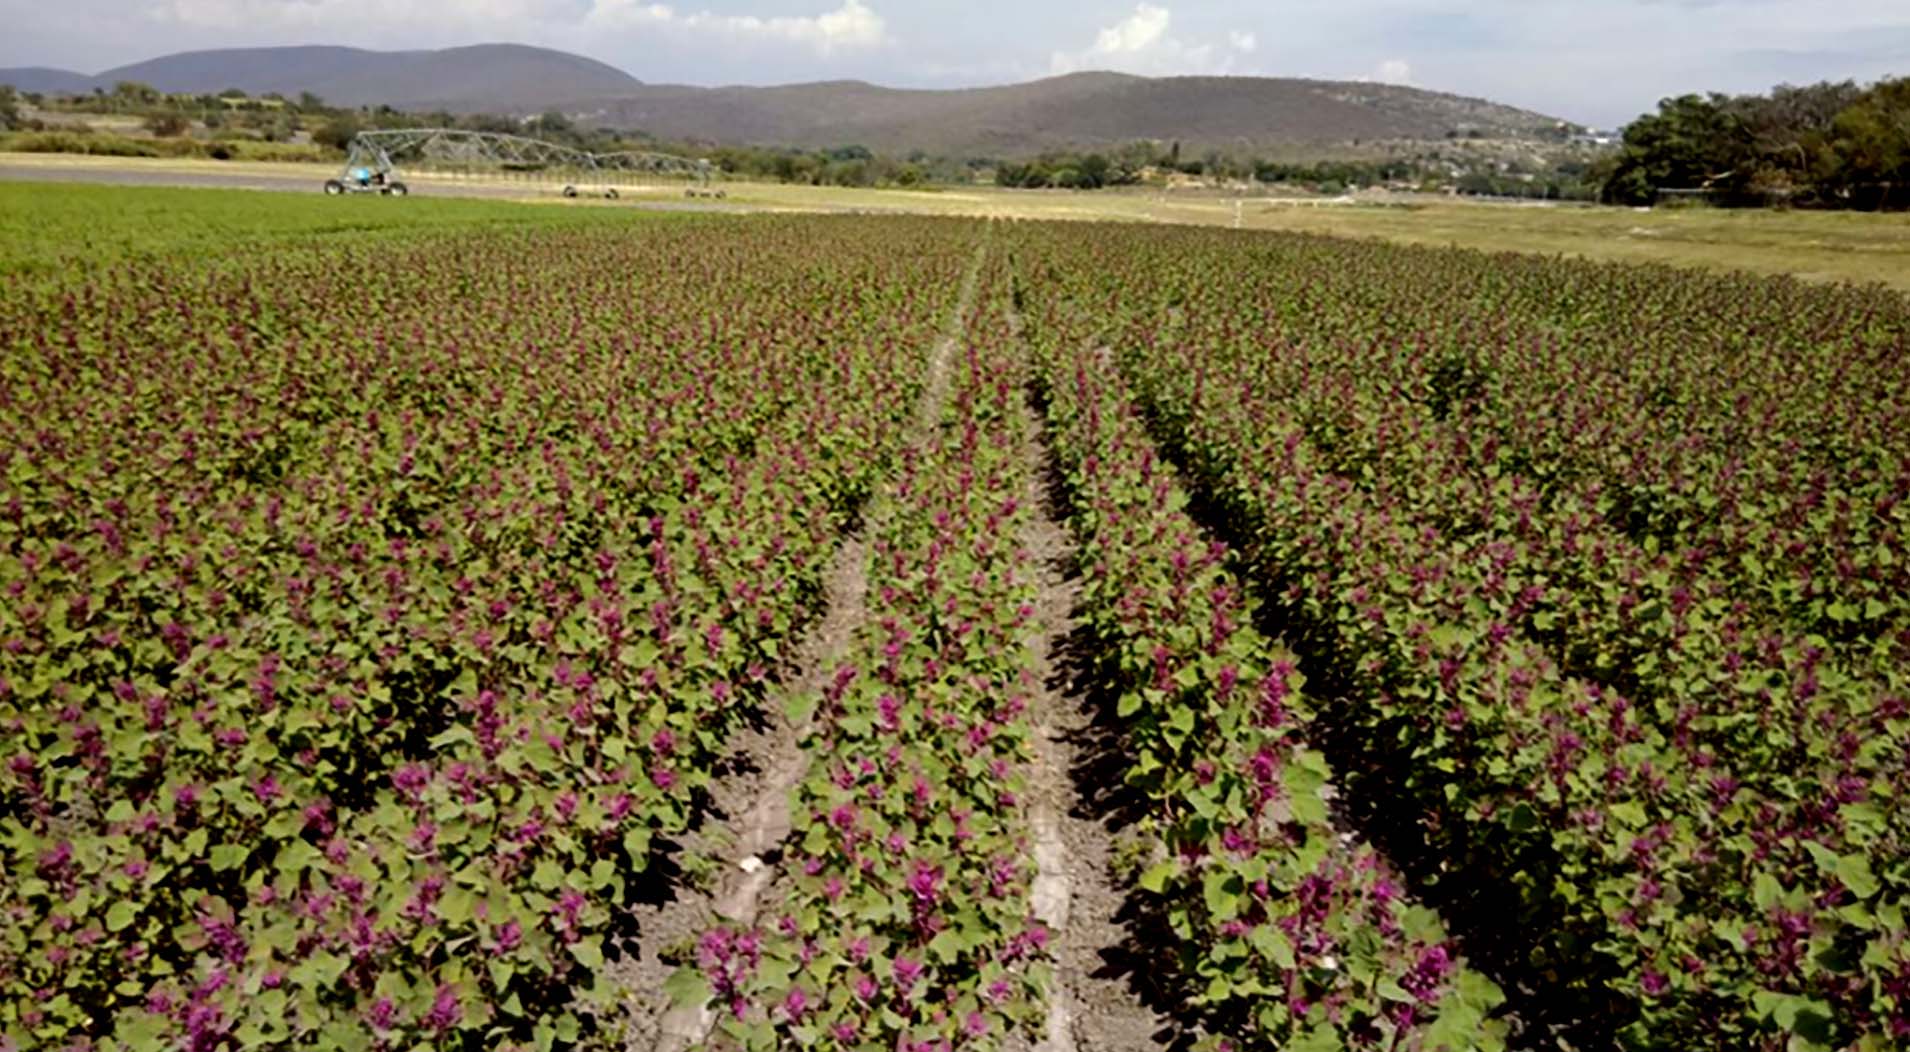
0;219;978;1050
676;255;1055;1050
1008;225;1910;1051
1020;273;1504;1051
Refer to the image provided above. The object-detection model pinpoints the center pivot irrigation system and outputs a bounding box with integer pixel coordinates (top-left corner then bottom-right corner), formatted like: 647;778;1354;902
323;128;724;199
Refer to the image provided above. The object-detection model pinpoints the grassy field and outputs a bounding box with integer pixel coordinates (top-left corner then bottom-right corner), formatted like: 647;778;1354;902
587;176;1910;291
5;154;1909;292
0;181;673;275
1226;198;1910;291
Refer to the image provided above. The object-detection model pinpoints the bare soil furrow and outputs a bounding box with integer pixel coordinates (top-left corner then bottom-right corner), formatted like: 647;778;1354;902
1012;350;1173;1052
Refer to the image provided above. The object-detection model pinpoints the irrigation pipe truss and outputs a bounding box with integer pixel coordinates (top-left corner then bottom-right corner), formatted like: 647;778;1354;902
346;129;713;180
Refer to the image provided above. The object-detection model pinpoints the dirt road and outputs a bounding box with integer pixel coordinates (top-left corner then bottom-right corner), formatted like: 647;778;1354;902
0;155;764;213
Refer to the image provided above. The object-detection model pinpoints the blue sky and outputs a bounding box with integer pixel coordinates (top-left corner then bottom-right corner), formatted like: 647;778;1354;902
4;1;1907;126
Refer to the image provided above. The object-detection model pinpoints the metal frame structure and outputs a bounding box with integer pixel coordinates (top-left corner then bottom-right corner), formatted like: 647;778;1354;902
344;129;712;183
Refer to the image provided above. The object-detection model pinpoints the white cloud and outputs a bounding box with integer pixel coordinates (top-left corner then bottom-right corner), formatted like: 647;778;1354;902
1049;4;1257;76
1371;58;1413;84
587;0;887;54
1093;3;1170;55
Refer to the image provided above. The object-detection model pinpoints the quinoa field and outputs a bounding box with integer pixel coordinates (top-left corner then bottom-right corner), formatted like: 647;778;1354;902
3;184;1908;1052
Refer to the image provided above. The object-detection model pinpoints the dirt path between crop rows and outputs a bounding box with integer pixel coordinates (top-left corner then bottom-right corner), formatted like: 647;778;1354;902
618;233;991;1050
1010;323;1174;1052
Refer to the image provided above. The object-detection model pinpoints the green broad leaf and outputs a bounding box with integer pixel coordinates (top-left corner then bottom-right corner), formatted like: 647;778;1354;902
1287;1024;1344;1052
1203;870;1242;921
929;928;966;964
1754;990;1834;1044
209;844;249;872
1250;925;1296;969
429;725;476;750
1802;840;1841;872
532;859;565;890
569;937;604;971
740;1018;777;1052
105;900;139;932
1139;861;1177;894
755;955;797;989
1754;872;1785;910
1379;978;1415;1003
275;840;319;875
1505;803;1539;833
438;886;479;926
1608;801;1647;828
300;952;348;988
786;693;818;728
1843;802;1885;838
316;1023;372;1052
114;1011;173;1052
1425;994;1507;1052
1255;999;1291;1032
1837;854;1880;900
623;827;653;866
1456;969;1505;1012
1286;756;1328;824
1168;704;1196;737
626;640;662;669
262;810;304;840
1116;691;1143;719
1204;973;1232;1004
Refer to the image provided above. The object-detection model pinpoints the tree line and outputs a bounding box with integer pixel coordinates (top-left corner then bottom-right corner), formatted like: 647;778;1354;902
1600;77;1910;208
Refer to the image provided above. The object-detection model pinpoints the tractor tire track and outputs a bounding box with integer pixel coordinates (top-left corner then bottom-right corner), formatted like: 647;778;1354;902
1010;314;1174;1052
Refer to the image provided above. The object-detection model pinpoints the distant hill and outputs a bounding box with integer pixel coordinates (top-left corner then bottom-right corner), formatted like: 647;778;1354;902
574;72;1560;155
1;44;643;110
0;66;97;95
1;44;1565;155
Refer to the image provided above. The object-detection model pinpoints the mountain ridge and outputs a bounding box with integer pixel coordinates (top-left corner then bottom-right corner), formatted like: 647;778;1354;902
1;44;1569;155
1;44;645;110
